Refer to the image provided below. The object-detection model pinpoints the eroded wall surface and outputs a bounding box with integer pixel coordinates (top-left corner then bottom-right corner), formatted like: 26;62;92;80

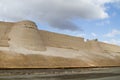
0;20;120;68
0;20;120;52
0;22;14;47
0;21;46;51
40;30;85;50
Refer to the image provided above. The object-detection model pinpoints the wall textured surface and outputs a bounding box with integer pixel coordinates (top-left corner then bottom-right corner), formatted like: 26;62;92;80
40;30;85;50
9;21;46;51
0;22;14;47
0;20;120;68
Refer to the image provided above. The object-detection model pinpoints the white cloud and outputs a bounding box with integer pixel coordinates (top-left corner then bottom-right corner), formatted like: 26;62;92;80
104;39;120;45
0;0;118;30
74;33;86;37
91;33;97;37
96;20;110;26
104;29;120;37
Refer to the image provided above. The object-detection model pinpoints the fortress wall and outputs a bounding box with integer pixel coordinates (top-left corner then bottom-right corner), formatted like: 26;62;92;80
84;40;104;52
0;22;14;47
0;20;120;53
9;21;46;51
85;40;120;53
84;40;120;53
40;30;85;50
99;42;120;53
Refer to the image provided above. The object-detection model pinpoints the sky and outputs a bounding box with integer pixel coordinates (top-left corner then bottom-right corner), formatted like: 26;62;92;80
0;0;120;45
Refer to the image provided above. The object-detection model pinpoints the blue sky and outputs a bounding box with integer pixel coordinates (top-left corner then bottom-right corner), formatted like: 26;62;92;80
0;0;120;45
36;1;120;45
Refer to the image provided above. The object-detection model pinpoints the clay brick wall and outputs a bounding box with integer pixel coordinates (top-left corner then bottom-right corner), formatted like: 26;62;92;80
9;21;46;51
0;22;14;47
84;40;104;52
40;30;85;50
